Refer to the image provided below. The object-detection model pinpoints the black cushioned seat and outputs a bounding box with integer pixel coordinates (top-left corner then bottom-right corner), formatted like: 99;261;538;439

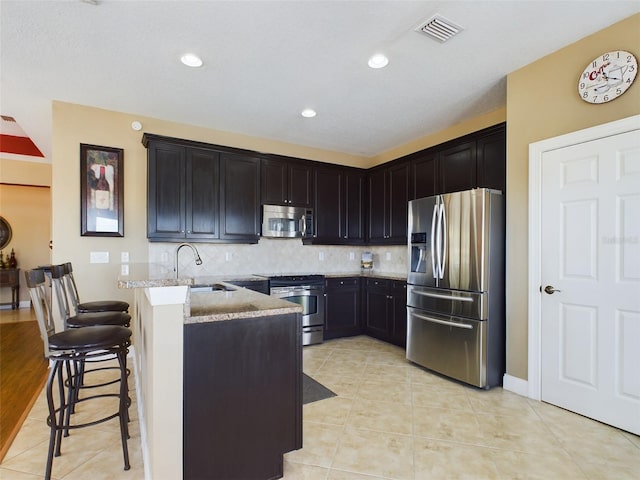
50;264;131;328
48;324;131;351
63;262;129;313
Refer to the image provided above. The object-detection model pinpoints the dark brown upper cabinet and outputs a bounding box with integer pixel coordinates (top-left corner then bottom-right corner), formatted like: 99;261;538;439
412;151;438;200
476;127;506;193
147;141;220;241
220;152;261;242
438;140;477;194
313;166;366;244
144;134;260;243
261;158;313;208
144;123;504;246
410;123;506;200
367;161;409;245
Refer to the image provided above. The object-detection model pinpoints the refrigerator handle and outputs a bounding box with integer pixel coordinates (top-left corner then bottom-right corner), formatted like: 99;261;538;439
430;203;438;279
413;312;474;330
412;290;474;302
439;202;446;279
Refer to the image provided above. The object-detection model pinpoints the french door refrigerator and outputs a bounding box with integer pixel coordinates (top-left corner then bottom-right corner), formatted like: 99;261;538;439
406;188;505;388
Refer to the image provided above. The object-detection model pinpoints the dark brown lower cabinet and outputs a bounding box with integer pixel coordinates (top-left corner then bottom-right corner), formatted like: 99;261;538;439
183;313;302;479
324;277;361;339
364;278;407;347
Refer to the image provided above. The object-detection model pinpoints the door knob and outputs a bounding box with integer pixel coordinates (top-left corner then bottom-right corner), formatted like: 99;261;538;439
544;285;561;295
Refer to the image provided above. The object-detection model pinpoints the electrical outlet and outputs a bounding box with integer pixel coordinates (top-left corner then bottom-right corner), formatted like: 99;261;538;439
121;251;130;263
225;252;232;262
121;264;129;276
386;252;392;261
89;251;109;264
319;251;325;261
349;252;355;261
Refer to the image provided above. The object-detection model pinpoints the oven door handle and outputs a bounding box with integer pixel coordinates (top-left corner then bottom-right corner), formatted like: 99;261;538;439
273;286;313;295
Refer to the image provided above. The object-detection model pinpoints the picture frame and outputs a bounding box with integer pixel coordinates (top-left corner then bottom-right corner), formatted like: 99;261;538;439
80;143;124;237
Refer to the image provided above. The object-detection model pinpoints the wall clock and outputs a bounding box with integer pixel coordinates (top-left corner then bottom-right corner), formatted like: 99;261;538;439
578;50;637;104
0;216;12;250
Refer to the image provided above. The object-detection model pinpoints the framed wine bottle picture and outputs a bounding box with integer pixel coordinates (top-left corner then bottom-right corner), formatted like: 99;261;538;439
80;143;124;237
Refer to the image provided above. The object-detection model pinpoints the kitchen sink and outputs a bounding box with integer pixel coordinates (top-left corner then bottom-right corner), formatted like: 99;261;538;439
190;284;236;293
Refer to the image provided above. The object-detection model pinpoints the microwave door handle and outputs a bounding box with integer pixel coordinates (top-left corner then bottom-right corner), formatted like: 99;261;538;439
439;202;446;279
430;204;438;279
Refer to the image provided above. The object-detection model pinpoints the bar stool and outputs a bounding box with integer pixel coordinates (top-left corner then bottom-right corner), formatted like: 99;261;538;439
50;264;132;414
25;268;132;480
63;262;129;313
50;264;131;328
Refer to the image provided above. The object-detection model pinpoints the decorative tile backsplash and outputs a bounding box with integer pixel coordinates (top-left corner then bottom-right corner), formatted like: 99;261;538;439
149;238;407;277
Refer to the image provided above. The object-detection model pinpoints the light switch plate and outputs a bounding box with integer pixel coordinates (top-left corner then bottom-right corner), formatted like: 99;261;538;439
121;252;129;263
90;251;109;264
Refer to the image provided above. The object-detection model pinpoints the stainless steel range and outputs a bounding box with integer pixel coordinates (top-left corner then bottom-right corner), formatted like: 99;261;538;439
269;275;325;346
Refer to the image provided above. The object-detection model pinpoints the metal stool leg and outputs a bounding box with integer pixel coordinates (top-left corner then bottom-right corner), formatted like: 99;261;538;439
117;348;131;470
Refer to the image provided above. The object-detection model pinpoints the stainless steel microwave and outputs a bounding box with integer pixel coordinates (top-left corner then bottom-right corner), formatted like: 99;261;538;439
262;205;313;238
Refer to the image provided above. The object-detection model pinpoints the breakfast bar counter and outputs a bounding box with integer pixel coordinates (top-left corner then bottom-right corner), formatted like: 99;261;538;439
119;264;302;480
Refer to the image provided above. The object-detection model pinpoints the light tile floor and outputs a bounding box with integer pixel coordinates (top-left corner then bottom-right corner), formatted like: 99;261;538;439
1;334;638;479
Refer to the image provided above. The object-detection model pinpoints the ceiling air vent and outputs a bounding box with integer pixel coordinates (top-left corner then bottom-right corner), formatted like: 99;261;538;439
415;14;464;42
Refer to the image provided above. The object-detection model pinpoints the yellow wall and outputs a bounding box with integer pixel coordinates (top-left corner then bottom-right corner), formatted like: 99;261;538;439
371;107;506;166
0;183;51;305
0;158;51;187
505;13;640;379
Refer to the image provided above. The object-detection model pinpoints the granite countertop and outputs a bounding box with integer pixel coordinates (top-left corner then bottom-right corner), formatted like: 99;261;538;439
118;263;406;289
118;264;402;325
324;271;407;281
117;263;191;289
186;283;301;324
118;264;270;289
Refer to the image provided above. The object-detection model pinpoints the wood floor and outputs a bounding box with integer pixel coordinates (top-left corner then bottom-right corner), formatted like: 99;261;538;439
0;309;48;462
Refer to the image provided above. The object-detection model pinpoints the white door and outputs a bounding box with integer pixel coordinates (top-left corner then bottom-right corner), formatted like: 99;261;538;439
540;129;640;435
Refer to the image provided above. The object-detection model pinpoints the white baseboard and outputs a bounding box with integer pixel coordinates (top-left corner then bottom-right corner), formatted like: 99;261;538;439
503;374;529;397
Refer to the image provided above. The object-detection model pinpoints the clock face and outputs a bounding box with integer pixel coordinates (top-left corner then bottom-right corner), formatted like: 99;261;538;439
578;50;637;104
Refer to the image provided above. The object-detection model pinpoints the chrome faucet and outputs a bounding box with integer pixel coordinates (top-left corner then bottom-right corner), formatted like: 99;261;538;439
174;243;203;278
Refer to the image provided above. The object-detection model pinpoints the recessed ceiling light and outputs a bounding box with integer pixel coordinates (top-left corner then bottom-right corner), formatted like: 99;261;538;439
368;53;389;69
301;109;316;118
181;53;203;68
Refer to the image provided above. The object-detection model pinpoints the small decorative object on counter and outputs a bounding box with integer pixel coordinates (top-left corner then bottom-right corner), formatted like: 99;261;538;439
0;251;4;269
361;251;373;270
8;248;17;268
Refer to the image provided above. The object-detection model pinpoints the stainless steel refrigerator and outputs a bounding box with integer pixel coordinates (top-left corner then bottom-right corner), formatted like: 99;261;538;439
406;188;505;388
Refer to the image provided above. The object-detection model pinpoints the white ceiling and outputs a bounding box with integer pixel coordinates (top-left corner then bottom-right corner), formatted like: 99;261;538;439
1;1;639;160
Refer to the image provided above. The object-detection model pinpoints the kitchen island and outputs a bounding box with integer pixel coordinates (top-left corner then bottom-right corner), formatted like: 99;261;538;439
119;264;302;480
